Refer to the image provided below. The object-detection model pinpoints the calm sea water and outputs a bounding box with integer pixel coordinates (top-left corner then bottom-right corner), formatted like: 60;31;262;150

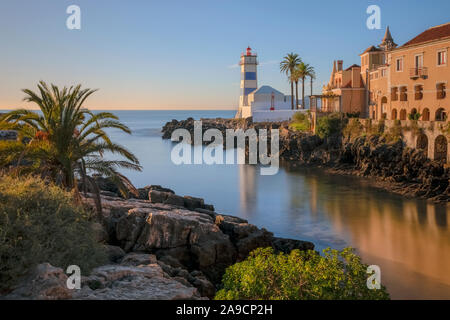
106;110;450;299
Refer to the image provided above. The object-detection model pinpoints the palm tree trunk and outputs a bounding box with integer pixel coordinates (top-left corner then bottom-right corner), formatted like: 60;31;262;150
302;77;305;109
295;81;299;110
290;81;294;110
310;77;313;97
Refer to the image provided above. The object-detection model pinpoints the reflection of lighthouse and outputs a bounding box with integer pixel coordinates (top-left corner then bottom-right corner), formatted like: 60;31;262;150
236;47;258;118
238;164;258;218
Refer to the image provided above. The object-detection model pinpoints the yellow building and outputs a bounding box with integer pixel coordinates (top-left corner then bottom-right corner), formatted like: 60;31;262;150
321;60;366;115
320;24;450;163
364;24;449;122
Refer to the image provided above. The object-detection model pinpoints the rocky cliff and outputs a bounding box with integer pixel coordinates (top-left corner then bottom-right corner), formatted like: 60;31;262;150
5;189;313;300
162;118;449;202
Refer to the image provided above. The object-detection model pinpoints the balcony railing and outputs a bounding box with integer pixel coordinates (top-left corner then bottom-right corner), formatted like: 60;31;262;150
410;67;428;79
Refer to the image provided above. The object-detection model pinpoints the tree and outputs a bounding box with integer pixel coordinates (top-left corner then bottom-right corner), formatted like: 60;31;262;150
294;62;315;109
309;66;316;97
0;81;142;218
280;53;301;110
215;247;390;300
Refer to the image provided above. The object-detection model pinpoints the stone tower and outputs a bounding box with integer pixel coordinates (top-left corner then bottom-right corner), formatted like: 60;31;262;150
380;26;397;51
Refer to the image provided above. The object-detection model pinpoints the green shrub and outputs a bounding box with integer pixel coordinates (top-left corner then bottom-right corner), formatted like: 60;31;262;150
215;247;390;300
316;113;344;139
408;113;421;121
345;112;360;119
342;118;364;141
0;175;107;291
289;112;311;132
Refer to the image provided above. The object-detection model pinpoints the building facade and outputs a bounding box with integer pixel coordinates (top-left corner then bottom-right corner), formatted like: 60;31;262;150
320;24;450;163
367;24;449;123
322;60;366;115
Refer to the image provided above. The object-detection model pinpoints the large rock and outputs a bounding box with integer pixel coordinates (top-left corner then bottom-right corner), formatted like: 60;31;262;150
83;194;314;286
4;263;72;300
116;206;236;282
74;262;201;300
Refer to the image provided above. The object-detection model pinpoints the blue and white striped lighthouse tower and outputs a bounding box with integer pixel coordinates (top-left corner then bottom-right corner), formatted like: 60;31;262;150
237;47;258;115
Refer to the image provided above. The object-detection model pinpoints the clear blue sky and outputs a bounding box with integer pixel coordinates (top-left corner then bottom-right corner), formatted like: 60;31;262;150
1;0;449;110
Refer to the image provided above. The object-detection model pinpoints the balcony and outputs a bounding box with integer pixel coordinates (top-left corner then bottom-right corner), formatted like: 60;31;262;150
410;67;428;80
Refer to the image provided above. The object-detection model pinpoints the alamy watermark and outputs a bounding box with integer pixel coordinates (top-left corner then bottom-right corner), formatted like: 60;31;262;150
170;120;279;176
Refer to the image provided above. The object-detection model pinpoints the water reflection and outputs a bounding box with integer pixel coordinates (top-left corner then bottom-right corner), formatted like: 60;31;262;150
239;164;450;299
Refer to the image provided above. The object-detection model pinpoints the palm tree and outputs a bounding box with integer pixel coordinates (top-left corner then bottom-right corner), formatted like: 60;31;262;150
0;81;142;219
290;68;301;110
280;53;301;110
294;62;315;109
309;67;316;97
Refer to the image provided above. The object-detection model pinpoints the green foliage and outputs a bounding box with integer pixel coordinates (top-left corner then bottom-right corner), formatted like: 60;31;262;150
215;247;390;300
0;175;107;291
345;112;360;119
316;113;344;139
408;113;421;121
0;81;141;199
383;120;403;143
342;118;364;141
289;112;311;132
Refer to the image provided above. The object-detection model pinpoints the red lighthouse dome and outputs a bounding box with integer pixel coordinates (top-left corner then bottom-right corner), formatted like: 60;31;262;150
246;46;252;56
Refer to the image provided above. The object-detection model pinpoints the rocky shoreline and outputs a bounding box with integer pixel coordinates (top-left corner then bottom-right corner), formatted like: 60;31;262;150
4;186;313;300
162;117;449;203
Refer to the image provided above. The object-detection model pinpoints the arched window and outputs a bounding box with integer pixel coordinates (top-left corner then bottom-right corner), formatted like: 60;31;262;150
391;108;398;120
435;108;447;121
400;109;407;120
422;108;430;121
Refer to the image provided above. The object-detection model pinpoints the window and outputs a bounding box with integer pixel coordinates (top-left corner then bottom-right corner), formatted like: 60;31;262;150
415;54;423;68
436;83;446;99
391;87;398;101
245;72;257;80
400;86;408;101
414;85;423;100
438;51;447;66
396;58;404;72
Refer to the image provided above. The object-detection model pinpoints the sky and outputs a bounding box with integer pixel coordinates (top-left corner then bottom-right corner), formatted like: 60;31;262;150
1;0;450;110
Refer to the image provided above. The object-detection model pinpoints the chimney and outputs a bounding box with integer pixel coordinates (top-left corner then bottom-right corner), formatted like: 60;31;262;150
337;60;343;71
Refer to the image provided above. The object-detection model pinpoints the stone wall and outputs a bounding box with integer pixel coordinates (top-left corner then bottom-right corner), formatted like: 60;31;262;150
376;119;449;164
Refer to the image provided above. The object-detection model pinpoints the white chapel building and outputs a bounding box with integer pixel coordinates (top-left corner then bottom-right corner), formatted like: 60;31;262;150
235;47;301;122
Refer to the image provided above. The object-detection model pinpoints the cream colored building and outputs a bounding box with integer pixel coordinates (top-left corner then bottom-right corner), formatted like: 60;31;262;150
365;24;449;123
320;24;450;163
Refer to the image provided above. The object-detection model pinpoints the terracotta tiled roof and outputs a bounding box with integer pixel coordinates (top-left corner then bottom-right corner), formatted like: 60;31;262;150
360;45;382;55
402;22;450;47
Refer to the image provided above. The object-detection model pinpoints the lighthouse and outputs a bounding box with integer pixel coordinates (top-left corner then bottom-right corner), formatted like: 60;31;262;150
239;46;258;109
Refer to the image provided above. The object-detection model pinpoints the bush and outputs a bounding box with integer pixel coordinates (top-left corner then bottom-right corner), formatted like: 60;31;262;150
408;113;421;121
215;247;390;300
0;175;107;291
342;118;364;141
289;112;311;132
316;113;344;139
